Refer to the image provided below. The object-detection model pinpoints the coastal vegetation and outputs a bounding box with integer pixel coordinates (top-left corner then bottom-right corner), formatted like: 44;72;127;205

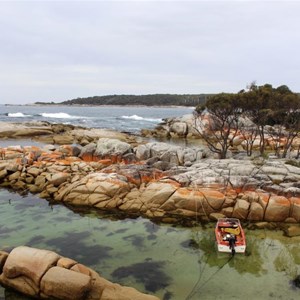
194;83;300;159
35;94;211;107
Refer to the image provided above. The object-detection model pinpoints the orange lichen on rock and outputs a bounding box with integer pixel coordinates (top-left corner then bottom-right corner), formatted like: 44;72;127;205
38;152;63;162
64;157;81;163
80;153;95;162
55;160;72;166
56;145;73;156
272;195;290;206
198;188;225;210
160;179;181;188
139;170;164;184
97;159;113;165
24;146;40;152
176;188;202;197
265;195;290;222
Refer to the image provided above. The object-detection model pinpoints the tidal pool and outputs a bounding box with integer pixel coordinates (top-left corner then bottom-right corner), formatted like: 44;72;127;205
0;189;300;300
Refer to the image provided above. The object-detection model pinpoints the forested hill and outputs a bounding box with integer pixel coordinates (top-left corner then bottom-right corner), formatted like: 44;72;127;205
35;94;211;106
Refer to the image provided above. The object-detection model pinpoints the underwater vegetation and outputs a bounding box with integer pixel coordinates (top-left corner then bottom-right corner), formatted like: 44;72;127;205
144;221;160;234
123;234;145;250
45;231;113;265
180;238;201;250
106;228;129;237
27;235;45;245
111;260;171;293
291;274;300;288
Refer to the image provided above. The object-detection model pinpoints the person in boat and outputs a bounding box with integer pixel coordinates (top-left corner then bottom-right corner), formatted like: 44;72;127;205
227;234;236;249
227;234;236;255
223;233;236;255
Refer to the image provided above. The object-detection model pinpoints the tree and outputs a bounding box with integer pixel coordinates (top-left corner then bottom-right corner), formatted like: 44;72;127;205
240;124;259;156
194;83;300;159
270;93;300;158
193;93;241;159
238;83;300;157
240;83;278;155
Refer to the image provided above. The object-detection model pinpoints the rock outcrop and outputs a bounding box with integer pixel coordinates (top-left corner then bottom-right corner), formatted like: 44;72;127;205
0;122;137;146
0;140;299;223
0;246;159;300
141;114;199;139
141;114;300;158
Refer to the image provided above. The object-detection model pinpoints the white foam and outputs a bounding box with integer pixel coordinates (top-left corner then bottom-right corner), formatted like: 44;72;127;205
121;115;162;122
7;112;31;117
40;112;85;119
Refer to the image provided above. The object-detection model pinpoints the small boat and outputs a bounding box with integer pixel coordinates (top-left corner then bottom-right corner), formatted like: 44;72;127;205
215;218;246;254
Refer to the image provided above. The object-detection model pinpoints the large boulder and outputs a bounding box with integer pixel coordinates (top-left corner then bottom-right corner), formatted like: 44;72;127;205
0;246;60;297
232;199;250;220
79;143;97;162
291;197;300;222
135;142;205;165
170;122;188;137
47;172;71;186
265;196;290;222
247;202;264;221
139;181;179;207
95;138;132;158
0;246;160;300
135;144;151;160
40;266;91;300
55;172;131;208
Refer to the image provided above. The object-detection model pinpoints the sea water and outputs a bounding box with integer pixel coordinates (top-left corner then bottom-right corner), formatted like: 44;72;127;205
0;189;300;300
0;105;194;134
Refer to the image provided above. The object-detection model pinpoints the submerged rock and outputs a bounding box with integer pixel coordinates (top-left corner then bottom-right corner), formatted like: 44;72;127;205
283;224;300;237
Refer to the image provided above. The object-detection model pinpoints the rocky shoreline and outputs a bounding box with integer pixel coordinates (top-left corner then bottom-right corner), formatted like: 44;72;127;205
0;246;159;300
0;125;299;225
0;120;300;299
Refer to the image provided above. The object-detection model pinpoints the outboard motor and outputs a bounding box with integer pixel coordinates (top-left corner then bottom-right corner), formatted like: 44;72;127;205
228;234;236;255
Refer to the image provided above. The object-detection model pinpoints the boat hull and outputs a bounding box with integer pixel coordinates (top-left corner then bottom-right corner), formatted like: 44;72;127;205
217;244;246;253
215;218;246;254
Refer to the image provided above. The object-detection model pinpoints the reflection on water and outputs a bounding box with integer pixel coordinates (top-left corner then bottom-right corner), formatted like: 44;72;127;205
0;189;300;300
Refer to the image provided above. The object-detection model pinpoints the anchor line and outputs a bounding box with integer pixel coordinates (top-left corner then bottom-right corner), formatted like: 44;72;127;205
186;254;234;299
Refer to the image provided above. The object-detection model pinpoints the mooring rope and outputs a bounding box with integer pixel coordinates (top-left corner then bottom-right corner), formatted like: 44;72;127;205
185;186;234;300
185;254;234;300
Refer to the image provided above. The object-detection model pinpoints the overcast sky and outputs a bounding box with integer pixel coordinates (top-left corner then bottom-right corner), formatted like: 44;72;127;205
0;0;299;104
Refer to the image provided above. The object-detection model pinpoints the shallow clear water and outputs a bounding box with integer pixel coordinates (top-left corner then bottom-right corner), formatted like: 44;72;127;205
0;189;300;300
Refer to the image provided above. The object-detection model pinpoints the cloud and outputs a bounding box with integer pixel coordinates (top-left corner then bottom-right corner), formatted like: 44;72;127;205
0;1;299;104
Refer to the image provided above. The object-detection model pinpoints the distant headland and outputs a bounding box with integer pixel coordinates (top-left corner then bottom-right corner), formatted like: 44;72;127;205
34;94;212;107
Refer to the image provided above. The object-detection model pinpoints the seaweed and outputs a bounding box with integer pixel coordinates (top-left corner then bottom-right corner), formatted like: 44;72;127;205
45;231;112;265
111;260;171;293
123;235;145;249
180;238;201;250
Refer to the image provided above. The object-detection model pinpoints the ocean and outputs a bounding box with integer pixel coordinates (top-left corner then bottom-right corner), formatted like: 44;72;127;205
0;105;194;133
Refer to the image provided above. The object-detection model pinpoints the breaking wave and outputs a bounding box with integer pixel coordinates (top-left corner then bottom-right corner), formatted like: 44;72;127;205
7;112;32;117
39;112;86;119
121;114;162;122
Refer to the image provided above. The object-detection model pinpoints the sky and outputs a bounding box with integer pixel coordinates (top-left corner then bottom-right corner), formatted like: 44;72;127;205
0;0;299;104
